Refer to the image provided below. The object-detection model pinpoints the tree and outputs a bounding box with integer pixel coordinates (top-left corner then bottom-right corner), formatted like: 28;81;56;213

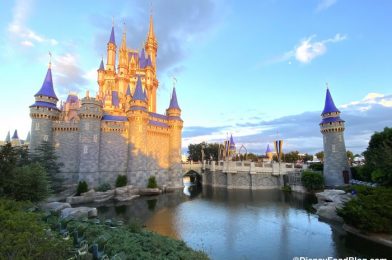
283;151;300;163
302;153;313;163
31;141;64;193
315;151;324;162
0;143;18;195
8;163;50;202
363;127;392;186
346;150;354;164
187;142;219;162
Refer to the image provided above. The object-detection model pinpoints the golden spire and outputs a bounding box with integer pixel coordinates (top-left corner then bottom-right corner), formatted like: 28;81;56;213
121;21;127;50
147;7;156;41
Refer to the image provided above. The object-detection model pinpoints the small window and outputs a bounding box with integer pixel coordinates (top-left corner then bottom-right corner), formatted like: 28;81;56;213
332;144;336;153
43;135;48;141
83;145;88;154
85;123;89;130
35;122;40;130
93;134;98;143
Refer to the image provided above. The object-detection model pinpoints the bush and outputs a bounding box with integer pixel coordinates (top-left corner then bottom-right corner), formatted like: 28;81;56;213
0;198;73;259
96;182;111;192
337;187;392;233
308;163;323;172
351;165;372;182
7;163;50;202
147;176;158;188
116;175;127;187
301;171;324;192
76;180;88;196
281;185;292;192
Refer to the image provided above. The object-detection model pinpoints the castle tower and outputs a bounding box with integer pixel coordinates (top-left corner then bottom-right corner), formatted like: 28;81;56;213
11;130;21;147
265;144;273;161
144;15;158;113
117;28;129;95
106;24;117;72
25;131;31;146
166;87;183;187
97;59;105;96
5;131;10;143
77;95;103;185
320;87;350;186
127;76;149;186
29;62;60;152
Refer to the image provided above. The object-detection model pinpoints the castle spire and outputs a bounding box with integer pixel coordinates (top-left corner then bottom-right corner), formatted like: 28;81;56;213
321;88;340;115
120;22;127;50
168;87;180;110
133;76;146;101
147;14;156;41
5;130;10;143
12;130;19;140
34;60;58;100
98;58;105;70
108;24;116;45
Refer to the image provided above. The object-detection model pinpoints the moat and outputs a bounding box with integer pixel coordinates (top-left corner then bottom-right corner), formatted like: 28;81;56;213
94;187;390;259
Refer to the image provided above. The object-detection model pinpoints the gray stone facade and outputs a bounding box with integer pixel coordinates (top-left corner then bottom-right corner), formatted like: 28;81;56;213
322;132;350;186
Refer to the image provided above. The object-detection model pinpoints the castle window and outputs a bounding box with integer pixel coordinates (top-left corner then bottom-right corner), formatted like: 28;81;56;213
85;123;89;130
83;145;88;154
35;122;40;130
43;135;48;141
332;144;336;153
93;134;98;142
338;135;343;142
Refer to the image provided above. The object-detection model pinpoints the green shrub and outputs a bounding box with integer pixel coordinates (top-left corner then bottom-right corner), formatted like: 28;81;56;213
8;163;50;202
281;185;292;192
0;198;73;259
147;176;158;188
308;163;323;172
76;180;88;196
351;165;372;182
337;187;392;233
301;171;324;192
116;175;127;187
96;182;111;192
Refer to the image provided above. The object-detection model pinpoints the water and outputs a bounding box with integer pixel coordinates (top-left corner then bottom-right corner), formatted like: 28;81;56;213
96;186;391;259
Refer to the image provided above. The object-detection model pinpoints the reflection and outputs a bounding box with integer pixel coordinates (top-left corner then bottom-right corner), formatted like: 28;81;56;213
147;199;157;211
115;205;126;215
183;184;202;198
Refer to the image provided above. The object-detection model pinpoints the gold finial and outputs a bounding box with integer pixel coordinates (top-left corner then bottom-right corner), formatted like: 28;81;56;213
150;1;153;16
326;82;329;89
112;16;114;27
48;51;52;68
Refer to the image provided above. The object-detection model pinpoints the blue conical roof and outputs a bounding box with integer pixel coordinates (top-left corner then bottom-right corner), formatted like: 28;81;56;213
12;130;19;139
133;76;146;101
108;26;116;45
26;131;31;142
322;88;340;115
229;134;235;150
99;59;105;70
126;84;132;96
35;67;58;100
168;87;180;109
266;144;272;153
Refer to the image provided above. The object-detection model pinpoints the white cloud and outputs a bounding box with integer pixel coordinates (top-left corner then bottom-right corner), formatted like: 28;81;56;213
316;0;338;12
265;33;347;65
340;92;392;110
8;0;58;48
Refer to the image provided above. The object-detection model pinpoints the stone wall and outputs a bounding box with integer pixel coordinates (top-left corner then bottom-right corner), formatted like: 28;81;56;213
323;131;350;186
54;129;79;185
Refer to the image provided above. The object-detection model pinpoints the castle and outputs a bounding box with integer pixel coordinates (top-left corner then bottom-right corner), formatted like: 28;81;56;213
29;16;183;189
320;88;350;186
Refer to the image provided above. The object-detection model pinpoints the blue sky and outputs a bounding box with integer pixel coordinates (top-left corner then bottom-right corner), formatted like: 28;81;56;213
1;0;391;154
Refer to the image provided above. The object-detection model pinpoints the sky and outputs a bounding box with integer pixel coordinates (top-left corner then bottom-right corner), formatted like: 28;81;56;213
0;0;391;155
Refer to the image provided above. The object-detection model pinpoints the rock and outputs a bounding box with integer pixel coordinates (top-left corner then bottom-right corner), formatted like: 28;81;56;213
66;195;94;205
115;194;140;202
61;206;97;219
139;188;162;196
94;190;115;203
41;202;71;213
313;189;352;223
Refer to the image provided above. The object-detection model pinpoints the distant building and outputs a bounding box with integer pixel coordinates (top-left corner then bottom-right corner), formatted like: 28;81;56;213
29;15;183;189
0;130;29;147
320;88;350;186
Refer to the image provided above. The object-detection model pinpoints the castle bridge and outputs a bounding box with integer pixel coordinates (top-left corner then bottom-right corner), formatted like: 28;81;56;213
182;161;304;189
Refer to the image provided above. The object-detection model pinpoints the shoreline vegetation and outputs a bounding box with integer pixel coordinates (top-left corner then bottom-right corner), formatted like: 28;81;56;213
0;198;209;259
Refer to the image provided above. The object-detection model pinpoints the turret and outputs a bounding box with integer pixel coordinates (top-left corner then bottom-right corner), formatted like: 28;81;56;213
29;62;60;152
145;14;157;69
97;59;105;94
265;144;273;161
11;130;21;147
77;95;103;186
5;131;10;143
166;87;183;186
320;87;350;186
127;76;149;186
106;24;116;72
25;131;31;146
117;29;129;95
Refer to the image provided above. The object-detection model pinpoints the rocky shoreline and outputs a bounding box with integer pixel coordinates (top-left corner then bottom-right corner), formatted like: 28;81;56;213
41;186;163;220
313;189;392;249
